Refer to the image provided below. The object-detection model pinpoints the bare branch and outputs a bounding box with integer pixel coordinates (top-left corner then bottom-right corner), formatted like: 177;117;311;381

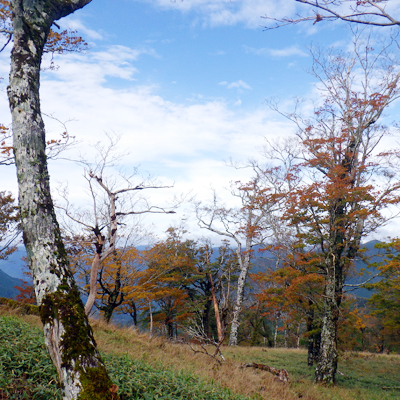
263;1;400;29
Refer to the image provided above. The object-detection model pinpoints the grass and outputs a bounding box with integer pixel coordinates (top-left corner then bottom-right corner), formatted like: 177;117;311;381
0;314;247;400
222;347;400;400
1;304;400;400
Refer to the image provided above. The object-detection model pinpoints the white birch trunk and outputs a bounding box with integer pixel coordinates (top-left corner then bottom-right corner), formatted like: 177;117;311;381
228;238;251;346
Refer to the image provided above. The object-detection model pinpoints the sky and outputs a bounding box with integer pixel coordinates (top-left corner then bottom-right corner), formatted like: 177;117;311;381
2;0;400;245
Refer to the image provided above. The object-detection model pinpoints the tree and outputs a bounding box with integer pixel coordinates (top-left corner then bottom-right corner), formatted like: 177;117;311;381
368;240;400;351
264;0;400;29
7;1;117;398
69;243;141;323
253;243;324;362
139;228;198;338
57;134;175;316
268;34;400;383
197;174;277;346
189;240;239;342
0;1;83;167
248;144;325;362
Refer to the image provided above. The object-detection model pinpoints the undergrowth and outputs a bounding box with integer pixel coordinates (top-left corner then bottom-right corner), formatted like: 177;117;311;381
0;316;249;400
2;309;400;400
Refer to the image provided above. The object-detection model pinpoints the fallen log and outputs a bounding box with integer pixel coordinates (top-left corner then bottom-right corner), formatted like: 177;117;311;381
242;362;289;383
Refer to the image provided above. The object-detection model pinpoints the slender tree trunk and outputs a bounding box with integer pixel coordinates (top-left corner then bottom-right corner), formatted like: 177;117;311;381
8;1;115;398
284;325;287;348
296;322;301;349
228;244;251;346
306;307;320;366
129;301;138;326
98;266;123;323
86;243;103;315
149;300;153;338
209;273;224;343
202;298;212;337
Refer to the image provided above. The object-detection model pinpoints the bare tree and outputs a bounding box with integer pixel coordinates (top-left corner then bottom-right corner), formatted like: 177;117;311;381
264;0;400;29
57;135;176;316
196;174;277;346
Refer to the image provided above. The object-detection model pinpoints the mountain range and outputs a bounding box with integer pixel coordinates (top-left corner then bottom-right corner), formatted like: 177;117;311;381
0;240;384;301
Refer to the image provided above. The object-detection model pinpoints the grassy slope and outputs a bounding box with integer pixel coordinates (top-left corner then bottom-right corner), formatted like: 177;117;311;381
1;305;399;400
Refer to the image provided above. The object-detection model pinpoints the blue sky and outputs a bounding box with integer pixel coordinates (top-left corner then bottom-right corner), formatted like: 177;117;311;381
2;0;400;243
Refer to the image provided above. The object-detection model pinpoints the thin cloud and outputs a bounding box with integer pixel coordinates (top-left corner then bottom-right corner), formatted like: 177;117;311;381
219;80;252;90
134;0;298;28
244;45;308;58
60;17;104;41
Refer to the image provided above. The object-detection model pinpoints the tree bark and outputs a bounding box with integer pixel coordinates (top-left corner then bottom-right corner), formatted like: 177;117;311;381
149;300;153;338
306;305;321;366
8;1;116;398
315;239;345;384
228;241;251;346
314;274;339;384
209;273;224;343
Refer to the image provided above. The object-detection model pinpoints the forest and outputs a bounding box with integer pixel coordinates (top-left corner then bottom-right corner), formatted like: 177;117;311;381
1;1;400;399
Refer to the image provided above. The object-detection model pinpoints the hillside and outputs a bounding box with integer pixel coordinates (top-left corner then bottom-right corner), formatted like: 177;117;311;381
0;269;21;299
1;302;400;400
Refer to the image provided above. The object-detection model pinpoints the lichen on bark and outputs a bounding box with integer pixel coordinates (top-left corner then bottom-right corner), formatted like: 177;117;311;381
8;1;117;398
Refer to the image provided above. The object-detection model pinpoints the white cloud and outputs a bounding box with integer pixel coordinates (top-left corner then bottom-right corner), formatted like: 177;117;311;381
59;17;104;41
219;80;252;90
244;45;308;58
0;44;295;240
133;0;298;28
42;44;158;86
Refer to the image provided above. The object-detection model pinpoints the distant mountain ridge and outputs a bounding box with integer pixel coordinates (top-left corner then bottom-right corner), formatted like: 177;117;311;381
0;269;22;299
0;240;385;301
0;247;27;279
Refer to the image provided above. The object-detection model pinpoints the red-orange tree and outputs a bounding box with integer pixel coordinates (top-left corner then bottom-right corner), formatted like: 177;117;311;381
136;229;239;340
138;228;197;338
266;34;400;383
253;243;324;362
368;240;400;351
67;241;142;323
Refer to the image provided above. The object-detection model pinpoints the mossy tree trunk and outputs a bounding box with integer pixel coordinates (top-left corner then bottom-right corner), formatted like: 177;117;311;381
314;260;343;383
8;1;116;399
306;306;321;366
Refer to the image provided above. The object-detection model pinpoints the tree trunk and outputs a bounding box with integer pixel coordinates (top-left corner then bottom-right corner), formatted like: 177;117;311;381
129;301;138;326
228;244;251;346
98;265;124;323
8;1;115;398
306;307;321;366
209;273;224;343
85;244;102;315
228;267;246;346
273;313;279;348
315;273;339;384
149;300;153;338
